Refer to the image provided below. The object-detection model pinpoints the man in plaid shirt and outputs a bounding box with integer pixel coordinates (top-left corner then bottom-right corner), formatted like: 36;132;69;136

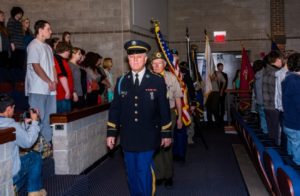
262;51;283;145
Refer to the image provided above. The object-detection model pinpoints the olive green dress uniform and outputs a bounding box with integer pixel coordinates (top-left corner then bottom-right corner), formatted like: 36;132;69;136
151;51;183;185
154;71;183;182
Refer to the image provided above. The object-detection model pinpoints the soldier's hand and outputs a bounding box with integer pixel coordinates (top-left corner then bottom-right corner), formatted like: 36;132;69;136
161;138;172;148
190;106;196;114
177;118;183;129
106;137;116;150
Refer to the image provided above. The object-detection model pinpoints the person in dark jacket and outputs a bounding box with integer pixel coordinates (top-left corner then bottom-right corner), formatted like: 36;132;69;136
216;63;228;124
7;6;26;74
171;50;197;164
0;10;11;69
282;53;300;165
106;40;172;196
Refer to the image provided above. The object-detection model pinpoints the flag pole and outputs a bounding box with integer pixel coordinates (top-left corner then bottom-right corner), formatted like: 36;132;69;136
185;27;194;81
191;44;200;82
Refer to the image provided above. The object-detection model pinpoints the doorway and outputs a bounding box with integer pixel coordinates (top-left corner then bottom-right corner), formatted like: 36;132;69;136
196;51;247;89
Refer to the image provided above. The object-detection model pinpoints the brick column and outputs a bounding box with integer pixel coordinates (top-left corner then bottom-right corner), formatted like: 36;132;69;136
271;0;286;51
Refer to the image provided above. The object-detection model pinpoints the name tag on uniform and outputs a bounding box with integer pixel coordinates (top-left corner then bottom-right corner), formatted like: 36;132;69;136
145;88;157;92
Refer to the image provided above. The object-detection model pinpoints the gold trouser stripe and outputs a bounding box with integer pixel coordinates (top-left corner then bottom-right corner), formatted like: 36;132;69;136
151;166;156;196
107;121;116;128
162;122;172;130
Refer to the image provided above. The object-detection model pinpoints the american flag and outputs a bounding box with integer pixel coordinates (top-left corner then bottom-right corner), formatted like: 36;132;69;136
153;21;191;126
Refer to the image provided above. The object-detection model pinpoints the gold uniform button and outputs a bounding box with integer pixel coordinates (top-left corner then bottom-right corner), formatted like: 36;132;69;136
134;118;138;122
135;111;138;114
134;103;138;107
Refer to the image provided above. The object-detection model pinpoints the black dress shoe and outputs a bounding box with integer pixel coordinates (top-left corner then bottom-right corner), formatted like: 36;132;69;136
156;179;164;186
164;178;173;189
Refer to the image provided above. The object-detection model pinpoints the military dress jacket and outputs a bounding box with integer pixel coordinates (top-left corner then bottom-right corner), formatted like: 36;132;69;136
107;69;172;152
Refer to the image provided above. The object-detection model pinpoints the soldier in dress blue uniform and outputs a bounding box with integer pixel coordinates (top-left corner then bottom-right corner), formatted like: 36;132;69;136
106;40;172;196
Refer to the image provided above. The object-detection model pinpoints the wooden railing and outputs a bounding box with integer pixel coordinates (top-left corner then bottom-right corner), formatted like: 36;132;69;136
225;89;252;125
0;127;16;144
50;103;110;123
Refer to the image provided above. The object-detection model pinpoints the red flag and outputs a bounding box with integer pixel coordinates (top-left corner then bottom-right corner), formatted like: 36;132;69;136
239;48;254;110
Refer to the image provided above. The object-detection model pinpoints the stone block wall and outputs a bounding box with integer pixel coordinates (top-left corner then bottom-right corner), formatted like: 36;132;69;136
285;0;300;52
52;111;108;174
168;0;271;61
1;0;131;79
0;141;14;196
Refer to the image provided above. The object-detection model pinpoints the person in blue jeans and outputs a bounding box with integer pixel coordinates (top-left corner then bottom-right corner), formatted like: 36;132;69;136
253;59;268;134
282;53;300;165
0;94;46;196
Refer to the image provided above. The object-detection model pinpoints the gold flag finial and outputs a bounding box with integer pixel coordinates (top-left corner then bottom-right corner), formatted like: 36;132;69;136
151;18;159;26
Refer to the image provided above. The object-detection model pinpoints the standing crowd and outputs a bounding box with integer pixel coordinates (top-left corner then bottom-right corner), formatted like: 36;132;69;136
0;6;115;196
251;50;300;167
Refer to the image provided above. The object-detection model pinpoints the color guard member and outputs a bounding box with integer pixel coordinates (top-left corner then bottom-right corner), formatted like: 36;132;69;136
151;51;183;188
106;40;172;196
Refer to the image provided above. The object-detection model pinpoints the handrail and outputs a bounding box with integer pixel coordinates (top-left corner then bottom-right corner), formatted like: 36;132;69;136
50;103;110;123
225;89;252;94
0;127;16;144
225;89;252;125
